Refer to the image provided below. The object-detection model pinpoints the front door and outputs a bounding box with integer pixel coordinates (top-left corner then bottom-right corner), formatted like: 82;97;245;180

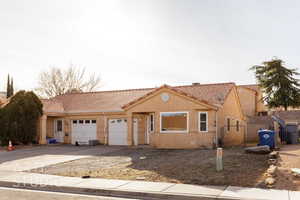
54;119;64;143
146;114;154;145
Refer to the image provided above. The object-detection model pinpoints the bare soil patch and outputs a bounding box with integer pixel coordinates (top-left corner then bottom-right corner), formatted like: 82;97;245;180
31;147;272;188
275;145;300;191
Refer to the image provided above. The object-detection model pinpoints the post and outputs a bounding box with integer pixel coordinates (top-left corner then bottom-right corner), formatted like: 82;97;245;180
216;147;223;171
127;113;134;146
39;115;47;144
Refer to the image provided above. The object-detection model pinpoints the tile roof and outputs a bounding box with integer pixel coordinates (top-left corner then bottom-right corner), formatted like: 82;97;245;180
175;82;235;106
43;82;236;114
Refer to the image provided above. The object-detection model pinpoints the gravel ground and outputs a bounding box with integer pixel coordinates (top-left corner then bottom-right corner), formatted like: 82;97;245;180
275;145;300;191
31;147;271;188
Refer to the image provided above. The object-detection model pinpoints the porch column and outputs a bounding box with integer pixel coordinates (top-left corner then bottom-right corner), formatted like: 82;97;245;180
39;115;47;144
127;113;134;146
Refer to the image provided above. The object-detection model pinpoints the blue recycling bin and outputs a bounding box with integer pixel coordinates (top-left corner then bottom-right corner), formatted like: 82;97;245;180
258;129;275;149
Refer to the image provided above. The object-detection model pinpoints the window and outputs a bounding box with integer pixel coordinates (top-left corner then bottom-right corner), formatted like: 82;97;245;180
160;112;188;133
79;120;84;124
199;112;208;132
56;120;63;132
92;120;97;124
150;113;154;132
85;120;90;124
73;120;77;124
236;120;239;132
227;118;230;131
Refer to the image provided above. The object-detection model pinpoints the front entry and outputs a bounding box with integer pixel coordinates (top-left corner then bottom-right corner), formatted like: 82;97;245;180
54;119;64;143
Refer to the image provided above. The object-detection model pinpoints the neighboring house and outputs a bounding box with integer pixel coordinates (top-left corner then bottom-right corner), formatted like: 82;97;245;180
237;84;267;117
38;82;246;149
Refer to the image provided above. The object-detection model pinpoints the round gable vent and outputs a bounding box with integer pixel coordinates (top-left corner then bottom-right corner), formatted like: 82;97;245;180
161;93;170;102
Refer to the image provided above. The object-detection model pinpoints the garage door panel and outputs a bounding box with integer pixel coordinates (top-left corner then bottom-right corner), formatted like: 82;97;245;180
109;119;127;145
72;119;97;144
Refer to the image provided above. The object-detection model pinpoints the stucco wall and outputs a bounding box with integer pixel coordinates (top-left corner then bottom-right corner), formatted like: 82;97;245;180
237;87;256;117
46;118;54;138
126;89;217;149
218;88;245;146
256;91;266;112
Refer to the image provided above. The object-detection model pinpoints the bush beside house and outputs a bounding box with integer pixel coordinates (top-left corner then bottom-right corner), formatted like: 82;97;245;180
0;91;43;145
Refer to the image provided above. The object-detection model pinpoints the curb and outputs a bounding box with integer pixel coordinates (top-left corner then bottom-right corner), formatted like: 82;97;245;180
0;181;236;200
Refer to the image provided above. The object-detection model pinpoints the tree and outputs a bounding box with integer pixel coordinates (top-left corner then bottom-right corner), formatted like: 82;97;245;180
6;74;10;98
250;58;300;110
0;91;43;145
10;78;14;97
35;65;101;98
6;74;14;98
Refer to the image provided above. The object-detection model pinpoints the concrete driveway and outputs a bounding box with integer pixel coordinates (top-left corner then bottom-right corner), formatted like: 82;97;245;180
0;145;123;172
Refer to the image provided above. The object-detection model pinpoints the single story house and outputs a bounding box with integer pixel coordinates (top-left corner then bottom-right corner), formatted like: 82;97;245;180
38;82;255;149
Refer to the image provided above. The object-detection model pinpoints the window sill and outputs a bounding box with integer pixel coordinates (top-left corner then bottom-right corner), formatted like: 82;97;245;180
160;131;188;134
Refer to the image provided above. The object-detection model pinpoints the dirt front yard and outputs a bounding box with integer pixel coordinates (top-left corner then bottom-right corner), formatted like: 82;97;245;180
31;147;272;188
275;145;300;191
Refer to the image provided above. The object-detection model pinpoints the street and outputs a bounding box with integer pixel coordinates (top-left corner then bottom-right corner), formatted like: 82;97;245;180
0;187;140;200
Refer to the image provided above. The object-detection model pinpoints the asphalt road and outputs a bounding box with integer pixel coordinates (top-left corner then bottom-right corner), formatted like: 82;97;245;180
0;187;140;200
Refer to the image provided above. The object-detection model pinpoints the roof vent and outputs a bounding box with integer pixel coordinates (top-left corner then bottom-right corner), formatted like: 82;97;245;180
192;82;200;86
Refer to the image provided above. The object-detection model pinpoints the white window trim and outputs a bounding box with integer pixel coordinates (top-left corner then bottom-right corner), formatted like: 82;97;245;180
160;111;189;133
198;112;208;132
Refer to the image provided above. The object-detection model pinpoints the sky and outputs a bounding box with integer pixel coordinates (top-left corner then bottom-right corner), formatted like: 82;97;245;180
1;0;300;92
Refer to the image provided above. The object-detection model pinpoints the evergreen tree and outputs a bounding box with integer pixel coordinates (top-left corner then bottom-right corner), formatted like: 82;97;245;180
250;58;300;110
10;78;14;97
6;74;10;98
0;91;43;145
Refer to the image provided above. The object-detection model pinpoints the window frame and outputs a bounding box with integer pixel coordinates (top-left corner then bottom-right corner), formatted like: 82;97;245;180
56;120;63;132
149;113;155;133
160;111;189;133
198;112;208;132
227;117;231;132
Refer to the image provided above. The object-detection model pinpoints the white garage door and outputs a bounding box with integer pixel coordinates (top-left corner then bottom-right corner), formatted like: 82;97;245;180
109;119;128;145
108;118;138;145
72;119;97;144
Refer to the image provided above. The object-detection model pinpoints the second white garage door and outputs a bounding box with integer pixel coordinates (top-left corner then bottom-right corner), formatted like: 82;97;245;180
72;119;97;145
108;119;138;145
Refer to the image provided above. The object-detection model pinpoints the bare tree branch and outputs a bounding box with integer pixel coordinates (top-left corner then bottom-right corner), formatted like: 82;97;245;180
35;64;101;98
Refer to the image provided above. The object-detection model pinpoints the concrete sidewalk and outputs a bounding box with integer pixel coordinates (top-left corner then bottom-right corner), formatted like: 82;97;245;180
0;171;297;200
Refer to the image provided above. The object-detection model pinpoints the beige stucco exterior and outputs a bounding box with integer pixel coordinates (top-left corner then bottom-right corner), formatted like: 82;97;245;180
237;87;256;117
237;86;267;117
38;84;247;149
218;87;245;146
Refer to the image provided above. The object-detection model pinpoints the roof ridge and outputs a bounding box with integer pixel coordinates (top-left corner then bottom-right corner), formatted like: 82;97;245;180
56;87;156;97
53;82;237;98
238;84;259;86
174;82;236;88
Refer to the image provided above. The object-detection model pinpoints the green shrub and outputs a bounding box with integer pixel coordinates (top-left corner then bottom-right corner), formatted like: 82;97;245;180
0;91;43;145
